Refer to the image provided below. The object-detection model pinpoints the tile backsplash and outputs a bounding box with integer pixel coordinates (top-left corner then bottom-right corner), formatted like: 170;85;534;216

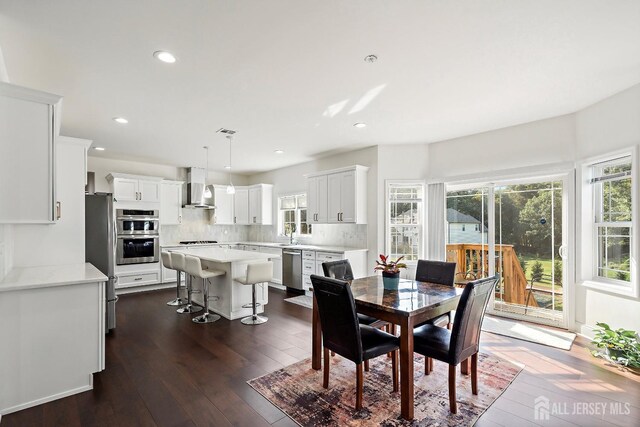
160;209;249;245
248;223;367;249
161;208;367;249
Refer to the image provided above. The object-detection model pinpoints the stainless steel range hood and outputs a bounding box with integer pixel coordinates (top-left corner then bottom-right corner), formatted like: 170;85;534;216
183;167;216;209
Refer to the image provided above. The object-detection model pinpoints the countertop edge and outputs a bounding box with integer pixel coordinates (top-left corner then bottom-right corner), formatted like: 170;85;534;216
0;263;108;293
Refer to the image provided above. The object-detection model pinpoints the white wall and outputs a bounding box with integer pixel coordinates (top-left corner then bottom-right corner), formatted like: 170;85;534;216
427;114;576;180
87;156;249;193
573;84;640;333
0;44;11;278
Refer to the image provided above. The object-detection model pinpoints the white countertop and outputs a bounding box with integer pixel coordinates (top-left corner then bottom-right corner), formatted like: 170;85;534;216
0;263;108;293
169;247;275;263
161;241;367;253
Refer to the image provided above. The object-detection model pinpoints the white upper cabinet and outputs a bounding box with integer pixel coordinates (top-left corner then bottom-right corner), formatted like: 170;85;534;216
160;181;183;225
139;180;161;202
107;173;163;204
307;175;328;224
307;165;368;224
248;184;273;225
0;82;62;223
234;187;250;225
112;178;138;202
213;185;234;225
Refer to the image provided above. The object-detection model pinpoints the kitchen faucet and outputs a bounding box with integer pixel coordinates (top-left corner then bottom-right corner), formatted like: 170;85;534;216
287;224;297;245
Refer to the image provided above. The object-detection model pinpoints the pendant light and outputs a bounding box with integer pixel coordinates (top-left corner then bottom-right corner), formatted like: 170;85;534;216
226;135;236;194
203;146;212;198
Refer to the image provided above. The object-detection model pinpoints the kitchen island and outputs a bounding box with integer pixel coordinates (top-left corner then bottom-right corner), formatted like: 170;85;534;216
169;247;276;320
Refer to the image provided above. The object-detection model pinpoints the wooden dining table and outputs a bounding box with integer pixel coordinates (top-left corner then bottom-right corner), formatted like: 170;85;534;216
311;275;463;420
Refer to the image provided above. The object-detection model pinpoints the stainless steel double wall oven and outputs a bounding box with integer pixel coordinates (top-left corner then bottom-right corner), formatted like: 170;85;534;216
115;209;160;265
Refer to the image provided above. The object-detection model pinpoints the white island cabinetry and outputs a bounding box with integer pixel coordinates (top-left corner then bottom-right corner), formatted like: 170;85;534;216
170;247;276;320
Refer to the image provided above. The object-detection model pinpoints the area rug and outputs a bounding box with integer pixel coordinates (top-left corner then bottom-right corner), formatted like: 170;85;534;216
481;316;576;350
284;294;313;309
248;352;522;426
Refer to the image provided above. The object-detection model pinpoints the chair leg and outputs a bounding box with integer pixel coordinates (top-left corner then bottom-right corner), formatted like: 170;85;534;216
331;351;335;357
323;347;330;388
430;357;434;373
356;363;364;410
391;350;398;392
449;364;457;414
364;359;369;372
460;358;469;375
471;353;478;395
447;322;452;330
425;357;432;375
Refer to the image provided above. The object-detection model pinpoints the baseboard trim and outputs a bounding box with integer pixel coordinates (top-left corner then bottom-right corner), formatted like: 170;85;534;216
574;322;598;340
116;283;174;295
1;380;93;415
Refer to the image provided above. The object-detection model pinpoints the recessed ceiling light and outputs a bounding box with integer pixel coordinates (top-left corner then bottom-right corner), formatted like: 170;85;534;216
224;165;231;170
274;150;284;154
153;50;176;63
113;117;128;124
364;54;378;63
353;122;367;128
93;147;105;151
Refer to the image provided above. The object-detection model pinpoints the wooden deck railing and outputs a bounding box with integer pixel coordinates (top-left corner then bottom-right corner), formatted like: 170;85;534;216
446;243;537;307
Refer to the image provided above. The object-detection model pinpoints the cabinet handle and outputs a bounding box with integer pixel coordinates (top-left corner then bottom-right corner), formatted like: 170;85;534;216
178;215;182;223
139;192;143;200
134;277;142;281
337;213;340;221
56;201;61;220
234;216;236;224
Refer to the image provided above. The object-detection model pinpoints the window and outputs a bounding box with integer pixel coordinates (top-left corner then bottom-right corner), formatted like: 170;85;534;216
591;156;632;283
279;194;311;236
386;183;424;261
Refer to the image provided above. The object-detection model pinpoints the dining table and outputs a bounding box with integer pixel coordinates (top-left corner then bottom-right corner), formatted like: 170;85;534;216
311;275;463;420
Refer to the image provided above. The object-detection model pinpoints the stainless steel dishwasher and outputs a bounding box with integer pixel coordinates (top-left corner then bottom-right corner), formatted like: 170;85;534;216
282;249;302;290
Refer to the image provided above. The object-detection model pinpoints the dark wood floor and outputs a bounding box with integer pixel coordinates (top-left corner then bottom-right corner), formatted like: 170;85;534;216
3;288;638;426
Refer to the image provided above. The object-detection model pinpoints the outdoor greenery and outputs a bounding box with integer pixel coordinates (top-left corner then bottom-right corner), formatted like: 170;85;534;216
591;322;640;369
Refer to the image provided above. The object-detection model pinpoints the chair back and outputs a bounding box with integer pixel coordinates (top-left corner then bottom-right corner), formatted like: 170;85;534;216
415;260;456;286
246;262;273;284
449;274;499;363
322;260;354;281
184;255;205;278
171;252;186;272
161;251;172;269
310;274;363;363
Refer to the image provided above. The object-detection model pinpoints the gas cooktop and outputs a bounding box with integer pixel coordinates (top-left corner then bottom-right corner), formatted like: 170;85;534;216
178;240;218;245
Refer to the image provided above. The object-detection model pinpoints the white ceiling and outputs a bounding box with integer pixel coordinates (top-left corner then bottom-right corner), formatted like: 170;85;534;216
1;0;639;174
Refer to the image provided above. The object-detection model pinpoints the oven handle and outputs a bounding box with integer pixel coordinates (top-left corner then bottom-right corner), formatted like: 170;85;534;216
116;216;160;221
116;235;160;240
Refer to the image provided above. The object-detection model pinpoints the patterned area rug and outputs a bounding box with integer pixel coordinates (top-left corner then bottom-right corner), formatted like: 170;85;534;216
248;352;522;426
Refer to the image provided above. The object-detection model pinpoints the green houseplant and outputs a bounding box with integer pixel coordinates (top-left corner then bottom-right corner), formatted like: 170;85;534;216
591;322;640;369
374;254;407;278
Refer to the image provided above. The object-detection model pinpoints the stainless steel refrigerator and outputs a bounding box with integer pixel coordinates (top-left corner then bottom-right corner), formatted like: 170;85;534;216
85;193;117;332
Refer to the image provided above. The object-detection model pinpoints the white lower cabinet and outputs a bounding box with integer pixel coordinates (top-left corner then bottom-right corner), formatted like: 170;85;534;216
117;270;161;288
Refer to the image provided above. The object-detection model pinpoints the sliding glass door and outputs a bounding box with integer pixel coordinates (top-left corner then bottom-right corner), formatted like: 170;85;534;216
446;174;569;328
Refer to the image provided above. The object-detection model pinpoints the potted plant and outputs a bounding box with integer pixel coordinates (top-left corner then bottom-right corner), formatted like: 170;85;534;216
591;322;640;369
375;254;407;289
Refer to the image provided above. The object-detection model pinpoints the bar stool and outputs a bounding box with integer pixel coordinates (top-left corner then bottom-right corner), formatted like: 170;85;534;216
162;251;186;306
184;255;225;324
235;262;273;325
171;252;203;314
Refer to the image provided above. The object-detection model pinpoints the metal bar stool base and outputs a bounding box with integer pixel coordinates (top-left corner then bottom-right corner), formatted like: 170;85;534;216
177;304;203;314
241;314;268;325
166;297;186;306
193;312;220;324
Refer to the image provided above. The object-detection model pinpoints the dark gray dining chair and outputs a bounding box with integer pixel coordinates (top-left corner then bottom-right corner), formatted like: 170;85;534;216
412;275;499;413
311;274;399;411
